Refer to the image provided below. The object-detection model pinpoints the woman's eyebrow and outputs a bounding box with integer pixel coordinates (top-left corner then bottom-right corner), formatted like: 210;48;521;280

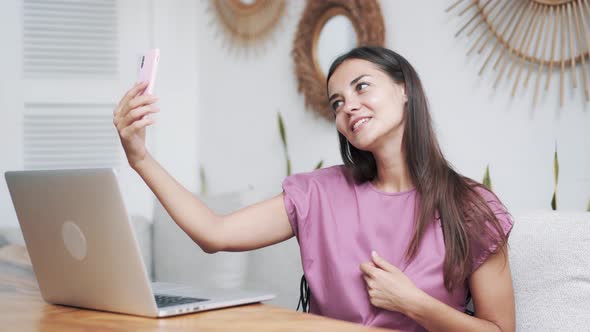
350;74;369;86
328;74;371;102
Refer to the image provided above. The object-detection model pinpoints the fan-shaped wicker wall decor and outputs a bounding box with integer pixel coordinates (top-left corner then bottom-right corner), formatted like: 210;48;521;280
207;0;286;52
293;0;385;121
447;0;590;106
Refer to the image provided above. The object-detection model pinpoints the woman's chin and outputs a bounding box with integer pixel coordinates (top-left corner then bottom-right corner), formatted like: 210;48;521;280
350;139;374;152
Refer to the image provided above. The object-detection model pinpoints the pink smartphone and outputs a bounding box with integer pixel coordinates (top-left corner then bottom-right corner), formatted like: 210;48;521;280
137;48;160;96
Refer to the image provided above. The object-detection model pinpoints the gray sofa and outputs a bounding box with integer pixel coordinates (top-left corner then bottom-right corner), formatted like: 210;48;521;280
152;198;590;331
507;211;590;331
152;191;303;309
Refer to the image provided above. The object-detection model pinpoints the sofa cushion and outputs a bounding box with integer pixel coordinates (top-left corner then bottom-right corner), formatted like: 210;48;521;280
509;211;590;331
130;215;153;280
0;227;24;246
153;191;249;289
152;190;303;309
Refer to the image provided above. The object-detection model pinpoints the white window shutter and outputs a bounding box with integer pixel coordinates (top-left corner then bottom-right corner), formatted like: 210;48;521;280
23;0;118;78
23;103;122;170
22;0;122;170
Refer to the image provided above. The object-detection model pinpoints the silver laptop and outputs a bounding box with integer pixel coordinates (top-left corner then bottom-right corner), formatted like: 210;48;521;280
4;168;274;317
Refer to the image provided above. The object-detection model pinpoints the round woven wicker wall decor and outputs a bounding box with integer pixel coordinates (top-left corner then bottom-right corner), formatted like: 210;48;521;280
447;0;590;106
207;0;286;52
292;0;385;121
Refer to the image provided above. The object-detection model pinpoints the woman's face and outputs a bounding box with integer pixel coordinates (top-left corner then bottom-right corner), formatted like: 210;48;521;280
327;59;407;152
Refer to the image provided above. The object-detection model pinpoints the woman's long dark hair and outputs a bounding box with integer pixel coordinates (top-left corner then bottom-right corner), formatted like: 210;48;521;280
327;46;508;291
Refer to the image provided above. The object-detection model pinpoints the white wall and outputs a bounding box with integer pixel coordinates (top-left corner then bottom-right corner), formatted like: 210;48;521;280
197;1;337;198
150;0;199;193
196;1;590;215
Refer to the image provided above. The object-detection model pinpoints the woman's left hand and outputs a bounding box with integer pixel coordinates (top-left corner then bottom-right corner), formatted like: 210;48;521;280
359;251;425;314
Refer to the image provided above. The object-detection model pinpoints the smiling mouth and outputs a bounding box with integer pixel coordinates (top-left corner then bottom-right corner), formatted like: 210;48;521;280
352;118;371;132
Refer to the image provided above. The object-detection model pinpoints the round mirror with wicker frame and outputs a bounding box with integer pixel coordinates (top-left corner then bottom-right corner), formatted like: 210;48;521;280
292;0;385;121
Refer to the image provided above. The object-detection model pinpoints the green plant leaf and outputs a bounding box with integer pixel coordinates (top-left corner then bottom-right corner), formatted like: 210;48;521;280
314;160;324;170
199;166;207;195
553;144;559;185
278;112;287;149
278;111;291;176
482;164;492;190
551;143;559;210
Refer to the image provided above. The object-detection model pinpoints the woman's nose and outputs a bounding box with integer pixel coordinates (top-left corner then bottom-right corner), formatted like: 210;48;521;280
343;97;361;114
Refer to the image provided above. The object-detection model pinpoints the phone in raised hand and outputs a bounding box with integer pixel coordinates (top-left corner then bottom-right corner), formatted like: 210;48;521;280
137;48;160;96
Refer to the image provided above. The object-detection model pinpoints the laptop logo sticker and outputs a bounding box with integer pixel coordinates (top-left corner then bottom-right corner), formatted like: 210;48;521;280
61;221;87;261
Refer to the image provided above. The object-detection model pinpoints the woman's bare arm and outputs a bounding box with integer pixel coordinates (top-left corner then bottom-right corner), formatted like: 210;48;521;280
114;82;294;254
133;154;293;253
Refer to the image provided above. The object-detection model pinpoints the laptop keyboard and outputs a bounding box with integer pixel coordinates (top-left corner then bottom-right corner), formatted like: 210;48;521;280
154;294;207;308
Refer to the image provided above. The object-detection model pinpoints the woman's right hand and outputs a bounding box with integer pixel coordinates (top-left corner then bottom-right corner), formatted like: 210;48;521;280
113;82;160;169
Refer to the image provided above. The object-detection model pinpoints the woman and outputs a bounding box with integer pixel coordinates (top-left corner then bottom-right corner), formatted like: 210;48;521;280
113;46;515;331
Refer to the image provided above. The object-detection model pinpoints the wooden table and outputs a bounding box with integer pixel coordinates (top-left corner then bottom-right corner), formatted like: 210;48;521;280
0;244;394;331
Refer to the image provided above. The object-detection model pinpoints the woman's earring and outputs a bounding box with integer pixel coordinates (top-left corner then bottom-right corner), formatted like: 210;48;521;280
346;140;353;161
